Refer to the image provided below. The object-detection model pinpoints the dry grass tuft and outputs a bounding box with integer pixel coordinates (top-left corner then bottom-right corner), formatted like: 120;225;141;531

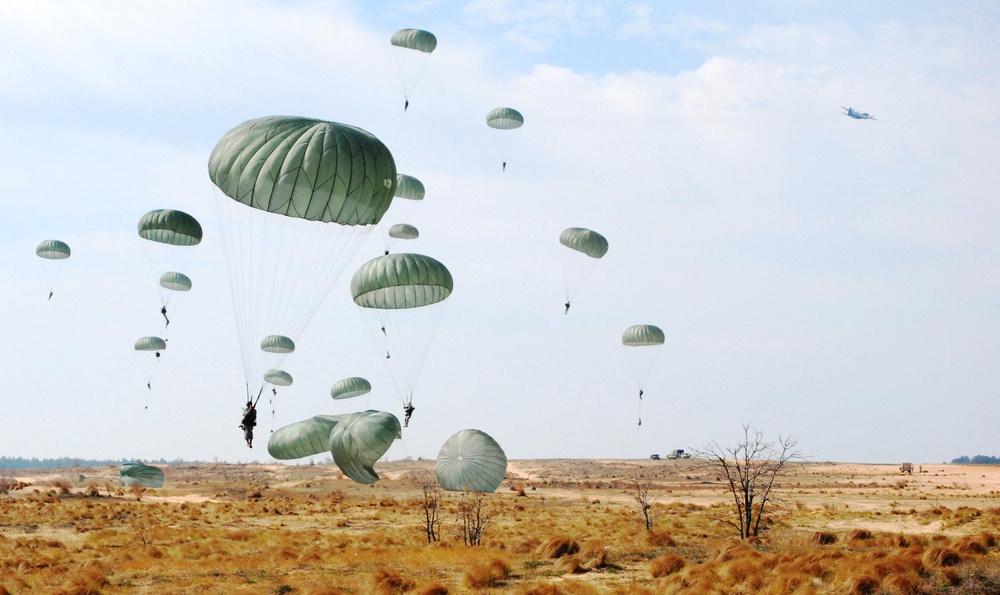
881;572;923;595
847;574;880;594
463;557;511;589
410;583;449;595
922;546;961;567
812;531;837;545
370;567;416;594
537;537;579;559
644;530;677;547
848;528;873;541
649;552;685;577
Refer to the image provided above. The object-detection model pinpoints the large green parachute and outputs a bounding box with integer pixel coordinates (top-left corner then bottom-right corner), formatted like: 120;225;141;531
159;271;192;292
209;116;395;408
120;462;165;488
330;410;401;485
267;415;344;460
36;240;71;260
138;209;203;246
331;377;371;400
390;29;437;53
436;429;508;493
208;116;396;225
350;253;453;421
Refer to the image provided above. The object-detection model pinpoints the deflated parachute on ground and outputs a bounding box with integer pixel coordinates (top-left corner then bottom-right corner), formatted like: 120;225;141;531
331;377;371;400
267;415;345;460
436;429;508;493
330;410;401;485
120;462;165;488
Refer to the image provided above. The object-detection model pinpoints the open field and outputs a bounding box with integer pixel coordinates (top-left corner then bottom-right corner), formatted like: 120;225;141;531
3;459;1000;593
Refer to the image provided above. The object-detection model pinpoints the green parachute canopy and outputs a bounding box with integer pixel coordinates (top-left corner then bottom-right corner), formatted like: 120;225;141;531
260;335;295;354
119;462;164;488
560;228;608;259
351;253;453;309
330;410;401;485
388;224;419;240
331;377;371;400
622;324;665;346
486;107;524;130
208;116;396;225
36;240;71;260
134;336;166;352
159;271;192;292
267;415;345;460
138;209;203;246
264;369;293;387
394;174;425;201
390;28;437;53
436;429;508;493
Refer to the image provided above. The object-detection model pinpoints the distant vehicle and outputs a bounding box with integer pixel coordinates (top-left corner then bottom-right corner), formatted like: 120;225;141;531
842;106;877;120
900;462;913;474
666;449;690;460
650;454;661;460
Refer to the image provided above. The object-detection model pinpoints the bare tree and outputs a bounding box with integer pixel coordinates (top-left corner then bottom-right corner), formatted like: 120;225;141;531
627;476;656;531
420;480;442;543
696;423;801;539
457;491;491;546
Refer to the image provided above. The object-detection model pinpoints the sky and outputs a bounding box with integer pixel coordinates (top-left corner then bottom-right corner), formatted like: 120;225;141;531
2;0;999;466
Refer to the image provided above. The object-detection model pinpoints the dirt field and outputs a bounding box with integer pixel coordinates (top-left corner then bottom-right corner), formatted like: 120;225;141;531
3;459;1000;593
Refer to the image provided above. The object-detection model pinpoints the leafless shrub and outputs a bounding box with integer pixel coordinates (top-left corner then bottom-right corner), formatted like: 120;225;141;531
420;479;442;544
695;423;802;539
627;475;656;531
457;491;493;546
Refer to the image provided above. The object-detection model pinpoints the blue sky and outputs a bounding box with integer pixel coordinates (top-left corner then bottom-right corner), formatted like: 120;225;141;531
1;0;998;466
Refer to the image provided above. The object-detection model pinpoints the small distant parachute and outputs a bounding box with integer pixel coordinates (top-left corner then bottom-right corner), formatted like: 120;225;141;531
559;227;608;313
209;116;394;409
331;377;372;400
268;415;344;460
120;462;165;488
330;410;401;485
138;209;202;246
350;253;454;425
622;324;666;426
159;271;192;292
394;174;425;201
391;29;437;110
264;369;293;387
261;335;295;354
436;429;508;493
35;240;71;298
486;107;524;171
36;240;71;260
388;224;419;240
134;336;167;352
134;336;166;394
138;209;201;330
382;174;424;253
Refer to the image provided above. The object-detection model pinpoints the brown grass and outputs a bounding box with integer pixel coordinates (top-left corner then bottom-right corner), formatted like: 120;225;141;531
649;552;685;577
536;537;579;559
463;557;511;588
811;531;837;544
